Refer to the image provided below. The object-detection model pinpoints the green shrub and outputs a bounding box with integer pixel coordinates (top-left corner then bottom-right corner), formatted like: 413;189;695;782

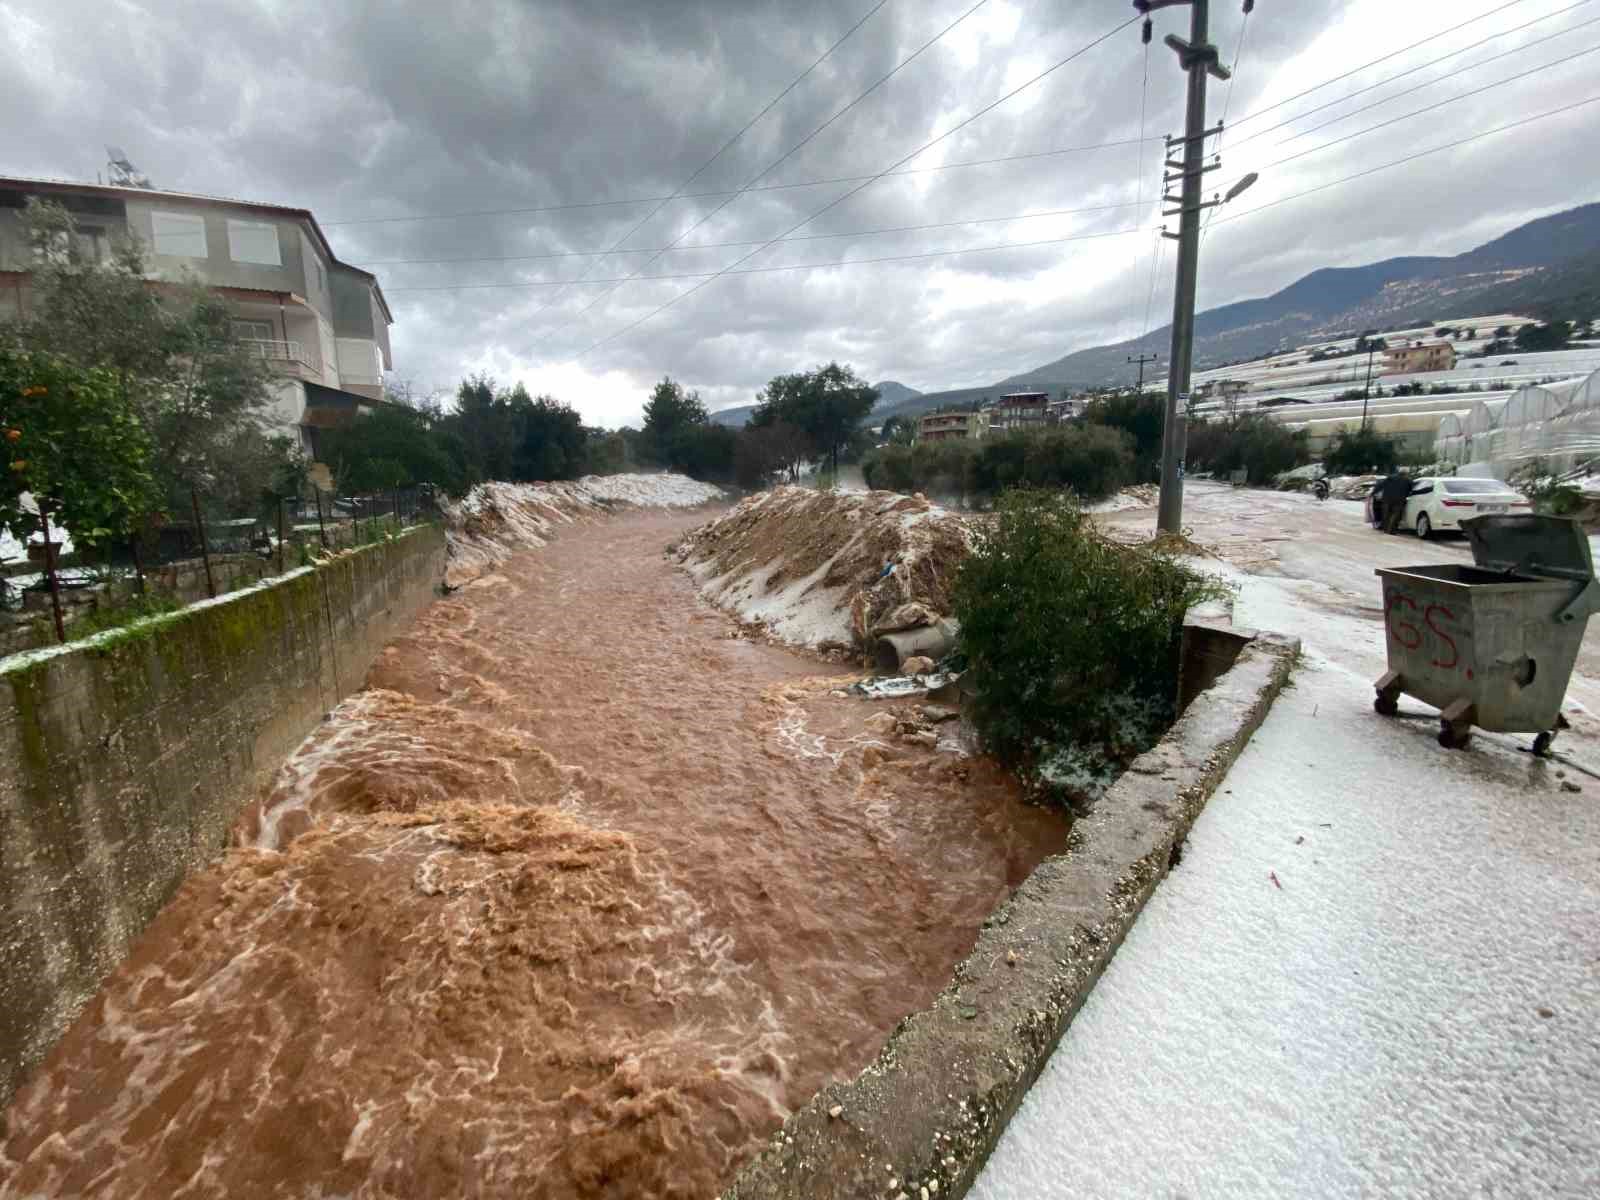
861;425;1134;503
1509;458;1582;515
1323;426;1400;475
953;489;1227;796
1185;413;1308;483
1082;391;1165;480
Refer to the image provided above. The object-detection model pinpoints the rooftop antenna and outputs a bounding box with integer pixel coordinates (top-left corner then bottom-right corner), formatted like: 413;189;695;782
105;146;153;189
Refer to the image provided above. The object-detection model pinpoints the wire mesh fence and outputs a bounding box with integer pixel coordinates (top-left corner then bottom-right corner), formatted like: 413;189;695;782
1;484;441;655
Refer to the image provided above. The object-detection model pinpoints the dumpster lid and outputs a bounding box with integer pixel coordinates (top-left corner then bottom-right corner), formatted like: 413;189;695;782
1462;513;1595;582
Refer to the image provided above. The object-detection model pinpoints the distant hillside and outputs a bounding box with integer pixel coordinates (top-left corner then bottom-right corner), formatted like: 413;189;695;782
719;205;1599;430
872;380;921;410
711;378;923;428
710;403;757;428
1002;200;1600;389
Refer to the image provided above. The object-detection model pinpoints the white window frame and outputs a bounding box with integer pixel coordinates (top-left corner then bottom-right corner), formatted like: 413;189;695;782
151;210;208;258
226;219;281;266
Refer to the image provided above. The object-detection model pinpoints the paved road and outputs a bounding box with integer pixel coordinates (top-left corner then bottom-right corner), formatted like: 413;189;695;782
974;483;1600;1200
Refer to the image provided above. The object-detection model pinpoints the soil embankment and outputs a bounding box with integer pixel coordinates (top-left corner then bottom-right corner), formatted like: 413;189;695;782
673;486;973;650
0;482;1066;1198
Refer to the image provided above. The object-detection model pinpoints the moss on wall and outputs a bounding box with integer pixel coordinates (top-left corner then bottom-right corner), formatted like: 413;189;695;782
0;524;447;1106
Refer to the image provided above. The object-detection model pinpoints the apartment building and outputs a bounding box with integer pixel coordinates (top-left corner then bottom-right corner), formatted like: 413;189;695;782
0;176;393;476
917;409;990;442
987;391;1051;432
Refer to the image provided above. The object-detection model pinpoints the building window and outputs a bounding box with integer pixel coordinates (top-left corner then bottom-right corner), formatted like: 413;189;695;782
227;219;281;266
231;319;274;342
151;211;208;258
315;261;325;293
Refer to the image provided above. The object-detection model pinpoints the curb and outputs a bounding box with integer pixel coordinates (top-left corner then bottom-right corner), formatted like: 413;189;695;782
723;630;1299;1199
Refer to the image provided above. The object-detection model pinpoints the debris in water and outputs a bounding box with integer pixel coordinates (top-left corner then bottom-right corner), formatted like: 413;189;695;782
852;671;960;699
1269;870;1283;890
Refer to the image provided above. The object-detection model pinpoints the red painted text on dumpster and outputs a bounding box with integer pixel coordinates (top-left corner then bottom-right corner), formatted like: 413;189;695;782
1385;587;1472;677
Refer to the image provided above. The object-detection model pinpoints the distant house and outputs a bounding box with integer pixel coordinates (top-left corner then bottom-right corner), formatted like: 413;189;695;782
1195;378;1248;402
918;410;990;442
987;391;1051;432
1385;340;1457;375
0;175;395;485
1046;395;1084;423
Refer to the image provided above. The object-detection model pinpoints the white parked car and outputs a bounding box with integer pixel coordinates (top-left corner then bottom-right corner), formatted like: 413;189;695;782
1366;476;1531;538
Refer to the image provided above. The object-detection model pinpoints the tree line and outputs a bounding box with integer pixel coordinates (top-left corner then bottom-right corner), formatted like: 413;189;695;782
861;391;1308;501
323;361;880;495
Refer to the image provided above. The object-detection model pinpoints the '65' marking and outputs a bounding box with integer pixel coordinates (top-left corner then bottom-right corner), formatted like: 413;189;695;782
1385;590;1464;672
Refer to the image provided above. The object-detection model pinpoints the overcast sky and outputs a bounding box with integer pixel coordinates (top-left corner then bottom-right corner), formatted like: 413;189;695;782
4;0;1596;425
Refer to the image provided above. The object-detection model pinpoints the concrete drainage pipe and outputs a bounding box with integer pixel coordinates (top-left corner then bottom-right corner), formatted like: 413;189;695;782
874;619;959;673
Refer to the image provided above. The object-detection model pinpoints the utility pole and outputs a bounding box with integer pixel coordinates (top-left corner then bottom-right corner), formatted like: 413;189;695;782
1128;352;1160;391
1361;338;1379;427
1138;0;1253;536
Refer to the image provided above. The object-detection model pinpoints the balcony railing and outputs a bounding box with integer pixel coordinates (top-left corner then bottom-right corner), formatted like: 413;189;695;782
238;338;319;373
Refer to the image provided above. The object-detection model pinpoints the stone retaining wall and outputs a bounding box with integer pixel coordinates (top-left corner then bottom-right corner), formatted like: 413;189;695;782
0;526;448;1106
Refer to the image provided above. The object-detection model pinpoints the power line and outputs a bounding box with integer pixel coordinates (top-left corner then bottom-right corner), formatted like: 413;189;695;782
1255;17;1600;156
1131;27;1151;276
1250;40;1600;174
563;0;992;328
1211;92;1600;228
323;136;1162;229
383;226;1145;294
1228;0;1595;148
521;0;894;324
571;13;1142;361
1140;230;1166;343
361;201;1145;268
1230;0;1536;127
1201;0;1253;247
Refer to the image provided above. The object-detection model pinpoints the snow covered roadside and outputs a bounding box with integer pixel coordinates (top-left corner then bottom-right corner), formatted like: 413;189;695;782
973;514;1600;1197
442;473;722;586
670;485;973;649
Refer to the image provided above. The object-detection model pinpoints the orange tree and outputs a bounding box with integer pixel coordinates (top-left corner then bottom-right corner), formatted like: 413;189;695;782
1;347;159;555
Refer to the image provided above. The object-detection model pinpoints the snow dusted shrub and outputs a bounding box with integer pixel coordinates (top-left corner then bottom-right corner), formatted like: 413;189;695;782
953;489;1228;803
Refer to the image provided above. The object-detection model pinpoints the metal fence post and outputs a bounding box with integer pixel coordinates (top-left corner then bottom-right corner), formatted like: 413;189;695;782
190;485;216;598
39;507;66;644
277;498;287;575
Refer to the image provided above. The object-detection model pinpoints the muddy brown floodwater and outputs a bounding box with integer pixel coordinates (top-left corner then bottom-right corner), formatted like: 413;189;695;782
0;508;1068;1199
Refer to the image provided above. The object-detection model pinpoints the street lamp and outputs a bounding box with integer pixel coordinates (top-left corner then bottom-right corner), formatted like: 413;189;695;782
1223;171;1258;203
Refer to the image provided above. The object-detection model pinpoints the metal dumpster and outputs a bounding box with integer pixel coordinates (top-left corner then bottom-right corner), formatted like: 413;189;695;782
1373;513;1600;751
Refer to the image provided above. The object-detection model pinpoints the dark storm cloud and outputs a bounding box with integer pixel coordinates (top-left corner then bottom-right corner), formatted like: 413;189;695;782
3;0;1594;422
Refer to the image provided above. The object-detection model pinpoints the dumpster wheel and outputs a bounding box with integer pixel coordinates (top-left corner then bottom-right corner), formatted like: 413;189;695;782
1533;731;1554;756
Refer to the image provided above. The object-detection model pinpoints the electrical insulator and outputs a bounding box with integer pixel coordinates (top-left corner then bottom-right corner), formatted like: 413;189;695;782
1142;16;1153;44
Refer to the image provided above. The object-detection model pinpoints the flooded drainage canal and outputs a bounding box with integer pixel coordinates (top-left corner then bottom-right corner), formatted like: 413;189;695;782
0;509;1068;1199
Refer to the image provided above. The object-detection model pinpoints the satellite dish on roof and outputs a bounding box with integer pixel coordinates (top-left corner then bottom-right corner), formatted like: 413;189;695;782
105;145;153;189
